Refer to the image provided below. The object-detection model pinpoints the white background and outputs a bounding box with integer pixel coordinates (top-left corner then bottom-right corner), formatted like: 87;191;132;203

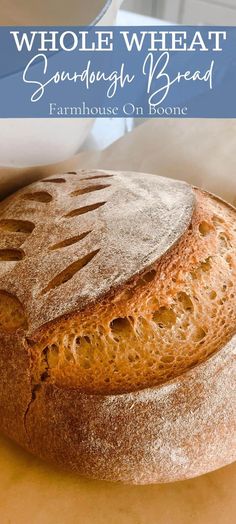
123;0;236;24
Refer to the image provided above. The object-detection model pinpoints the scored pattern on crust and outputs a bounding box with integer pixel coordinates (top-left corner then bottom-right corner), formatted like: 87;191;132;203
0;170;194;337
41;249;100;295
0;219;35;234
0;170;235;485
30;188;236;395
0;171;235;397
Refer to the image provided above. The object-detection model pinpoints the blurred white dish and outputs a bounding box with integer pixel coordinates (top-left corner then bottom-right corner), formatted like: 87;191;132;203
0;0;122;167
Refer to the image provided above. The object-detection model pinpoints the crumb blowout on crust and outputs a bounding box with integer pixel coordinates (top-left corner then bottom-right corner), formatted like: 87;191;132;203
0;170;235;483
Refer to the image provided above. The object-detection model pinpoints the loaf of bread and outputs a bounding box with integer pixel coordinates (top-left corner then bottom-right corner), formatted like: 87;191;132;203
0;169;235;484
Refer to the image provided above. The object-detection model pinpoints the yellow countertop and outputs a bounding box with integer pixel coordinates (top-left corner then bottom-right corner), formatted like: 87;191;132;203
0;118;235;524
0;433;235;524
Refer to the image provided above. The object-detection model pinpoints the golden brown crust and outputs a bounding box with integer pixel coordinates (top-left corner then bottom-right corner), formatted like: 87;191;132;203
0;332;31;446
25;336;236;484
0;170;194;332
0;170;235;484
30;187;236;395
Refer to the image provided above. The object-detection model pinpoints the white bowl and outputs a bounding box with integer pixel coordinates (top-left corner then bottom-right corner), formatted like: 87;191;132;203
0;0;122;167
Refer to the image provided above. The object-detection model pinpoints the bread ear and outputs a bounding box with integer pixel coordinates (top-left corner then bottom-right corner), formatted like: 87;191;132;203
0;170;235;483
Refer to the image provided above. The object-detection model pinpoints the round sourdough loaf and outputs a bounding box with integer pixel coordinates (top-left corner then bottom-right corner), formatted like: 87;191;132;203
0;170;235;484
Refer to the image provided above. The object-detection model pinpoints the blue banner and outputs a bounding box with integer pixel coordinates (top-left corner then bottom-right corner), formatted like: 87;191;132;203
0;26;235;118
